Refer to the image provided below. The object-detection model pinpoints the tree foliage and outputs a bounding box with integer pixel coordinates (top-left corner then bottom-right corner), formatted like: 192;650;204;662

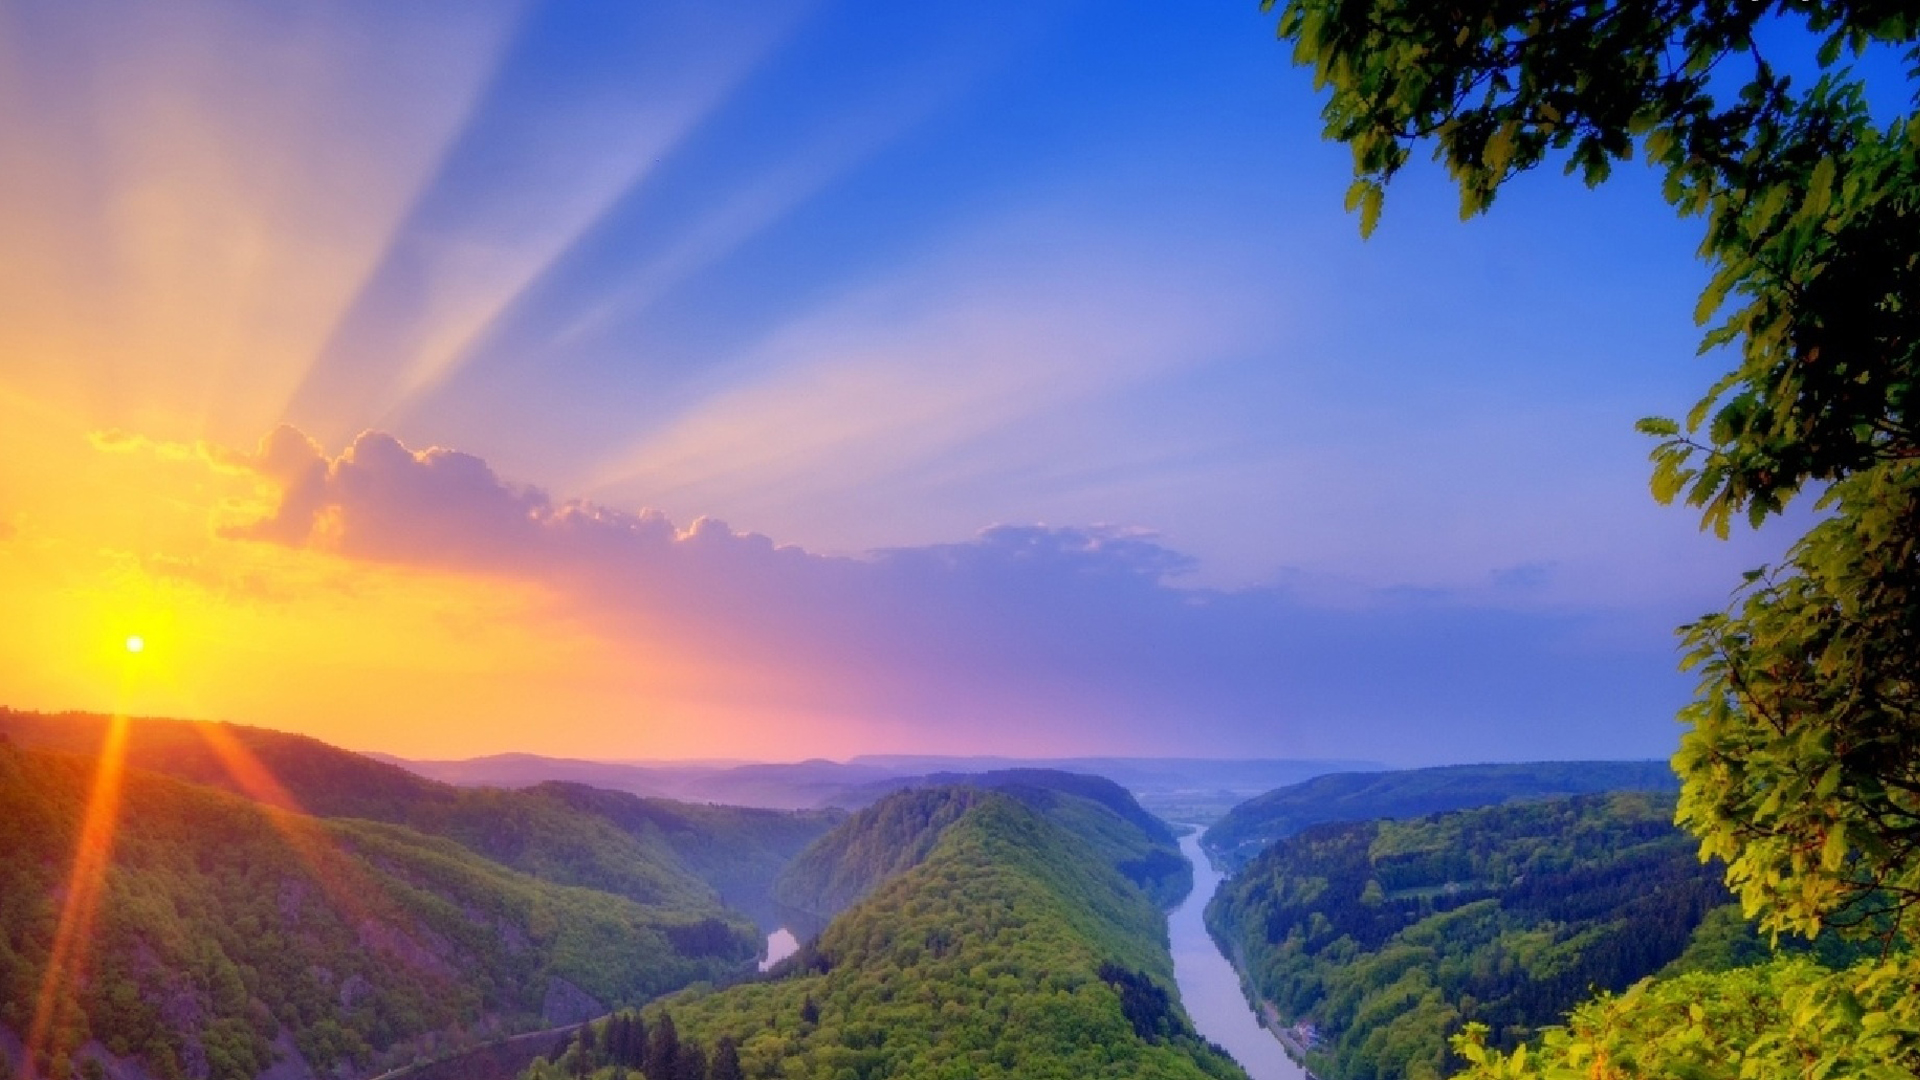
1207;794;1731;1080
1202;761;1679;870
0;709;833;936
774;773;1193;923
0;742;749;1080
1268;0;1917;523
1264;0;1920;1074
1452;952;1920;1080
1676;463;1920;943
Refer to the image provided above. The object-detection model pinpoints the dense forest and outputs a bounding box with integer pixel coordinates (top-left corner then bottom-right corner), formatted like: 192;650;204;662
519;787;1243;1080
0;713;840;1080
0;740;751;1080
1202;762;1679;870
524;781;842;928
0;710;839;927
1206;793;1729;1080
773;769;1189;922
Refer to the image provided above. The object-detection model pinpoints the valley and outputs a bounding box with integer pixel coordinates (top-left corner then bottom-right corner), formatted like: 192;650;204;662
1;708;1897;1080
1167;833;1305;1080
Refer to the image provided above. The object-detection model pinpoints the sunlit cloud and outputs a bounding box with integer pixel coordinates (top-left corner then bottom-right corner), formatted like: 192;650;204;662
194;424;1694;763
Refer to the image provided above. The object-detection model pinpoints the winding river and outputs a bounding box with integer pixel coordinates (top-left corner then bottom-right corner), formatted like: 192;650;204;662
1169;831;1307;1080
755;833;1304;1077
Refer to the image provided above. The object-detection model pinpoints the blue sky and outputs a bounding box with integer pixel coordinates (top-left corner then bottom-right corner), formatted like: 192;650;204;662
0;0;1817;762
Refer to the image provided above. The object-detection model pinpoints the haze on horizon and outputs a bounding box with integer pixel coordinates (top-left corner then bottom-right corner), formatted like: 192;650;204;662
0;0;1800;765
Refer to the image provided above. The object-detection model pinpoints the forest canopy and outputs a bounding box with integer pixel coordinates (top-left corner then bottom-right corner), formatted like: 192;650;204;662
519;788;1242;1080
1206;793;1732;1080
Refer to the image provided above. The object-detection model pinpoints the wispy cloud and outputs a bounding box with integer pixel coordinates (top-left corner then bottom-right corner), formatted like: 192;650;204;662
583;212;1281;532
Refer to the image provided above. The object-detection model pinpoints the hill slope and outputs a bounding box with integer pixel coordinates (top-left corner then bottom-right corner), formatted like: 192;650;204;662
530;781;841;926
1202;760;1679;870
0;710;834;930
526;790;1245;1080
771;769;1189;921
0;741;752;1080
1205;792;1725;1080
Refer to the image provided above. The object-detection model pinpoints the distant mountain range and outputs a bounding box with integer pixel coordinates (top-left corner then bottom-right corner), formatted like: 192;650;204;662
369;749;1381;823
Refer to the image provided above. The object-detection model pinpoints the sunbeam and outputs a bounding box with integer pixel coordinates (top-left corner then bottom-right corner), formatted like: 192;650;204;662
0;0;525;449
190;723;388;935
24;712;129;1078
281;0;813;441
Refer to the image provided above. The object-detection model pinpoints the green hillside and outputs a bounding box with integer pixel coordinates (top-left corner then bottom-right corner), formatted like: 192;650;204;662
1206;792;1726;1080
0;741;752;1080
0;710;832;935
1203;761;1679;870
523;790;1245;1080
771;769;1189;921
827;767;1180;841
532;781;841;927
770;787;987;924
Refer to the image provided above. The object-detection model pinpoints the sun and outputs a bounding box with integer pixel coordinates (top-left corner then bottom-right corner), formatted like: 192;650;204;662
125;635;144;654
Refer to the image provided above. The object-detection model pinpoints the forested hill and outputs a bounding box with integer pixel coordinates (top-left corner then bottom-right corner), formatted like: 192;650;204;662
529;781;842;927
0;741;753;1080
1203;760;1678;869
1205;792;1726;1080
772;770;1189;921
0;709;838;926
828;768;1178;842
522;791;1245;1080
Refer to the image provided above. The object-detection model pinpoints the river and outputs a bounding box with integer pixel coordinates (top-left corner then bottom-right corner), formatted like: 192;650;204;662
759;926;800;972
1169;831;1308;1080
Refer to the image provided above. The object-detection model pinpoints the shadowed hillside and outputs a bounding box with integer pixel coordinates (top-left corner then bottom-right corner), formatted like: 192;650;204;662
529;781;841;928
0;710;836;929
0;741;752;1080
1203;760;1679;870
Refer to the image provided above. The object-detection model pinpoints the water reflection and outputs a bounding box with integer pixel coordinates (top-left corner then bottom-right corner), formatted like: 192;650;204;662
1169;831;1307;1080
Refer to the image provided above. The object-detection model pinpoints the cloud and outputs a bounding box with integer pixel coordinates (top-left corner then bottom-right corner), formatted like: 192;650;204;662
218;425;548;561
571;205;1285;562
210;425;1692;763
88;429;202;461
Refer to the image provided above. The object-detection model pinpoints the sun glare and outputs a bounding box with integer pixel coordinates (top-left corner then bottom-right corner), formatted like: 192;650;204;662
125;635;144;653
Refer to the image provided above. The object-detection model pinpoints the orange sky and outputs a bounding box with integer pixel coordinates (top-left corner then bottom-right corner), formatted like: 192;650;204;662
0;414;758;757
